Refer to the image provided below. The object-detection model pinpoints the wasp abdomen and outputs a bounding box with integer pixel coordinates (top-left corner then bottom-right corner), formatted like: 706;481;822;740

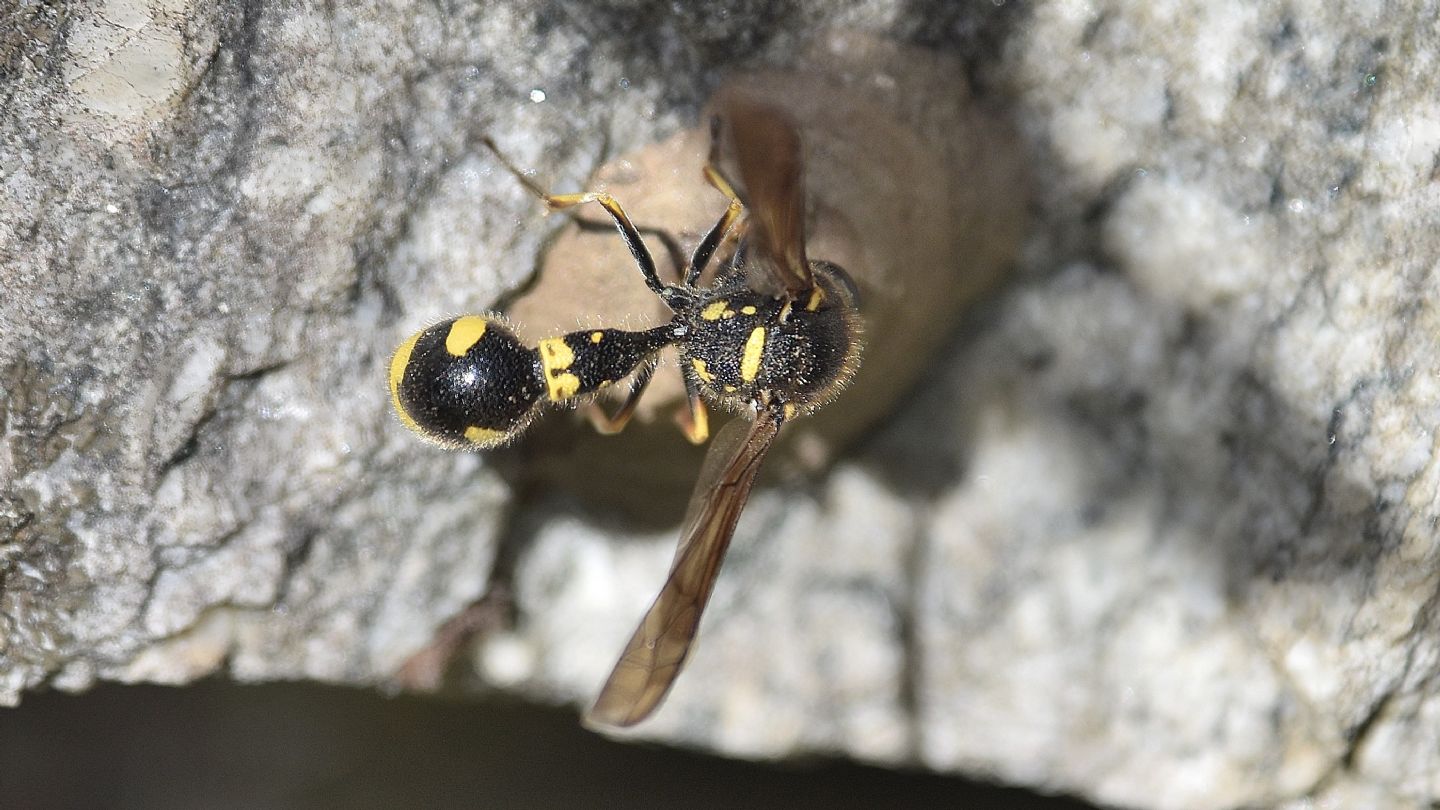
537;327;672;403
390;316;672;449
389;316;545;448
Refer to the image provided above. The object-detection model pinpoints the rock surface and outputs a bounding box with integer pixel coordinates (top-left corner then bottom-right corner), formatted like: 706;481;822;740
3;2;1440;809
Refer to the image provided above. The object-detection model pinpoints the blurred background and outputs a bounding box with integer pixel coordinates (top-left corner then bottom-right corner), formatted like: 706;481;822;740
0;682;1098;809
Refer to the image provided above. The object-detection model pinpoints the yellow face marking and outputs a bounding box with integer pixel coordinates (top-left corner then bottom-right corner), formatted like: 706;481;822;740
740;327;766;382
740;305;757;316
701;300;729;321
539;337;581;401
805;287;825;312
445;316;489;357
783;403;796;420
464;425;507;447
590;331;604;343
388;330;424;434
691;358;714;384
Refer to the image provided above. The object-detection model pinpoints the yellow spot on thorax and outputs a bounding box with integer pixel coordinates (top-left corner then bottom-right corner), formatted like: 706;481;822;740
701;300;729;321
590;331;604;343
740;327;766;382
539;337;580;401
445;316;489;356
388;330;424;434
740;305;757;316
691;358;714;384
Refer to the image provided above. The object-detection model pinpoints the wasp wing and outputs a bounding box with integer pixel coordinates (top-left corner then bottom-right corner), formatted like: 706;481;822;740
585;408;783;728
709;92;813;300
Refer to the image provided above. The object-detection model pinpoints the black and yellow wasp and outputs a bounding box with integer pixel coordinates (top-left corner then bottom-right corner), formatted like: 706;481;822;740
388;92;863;727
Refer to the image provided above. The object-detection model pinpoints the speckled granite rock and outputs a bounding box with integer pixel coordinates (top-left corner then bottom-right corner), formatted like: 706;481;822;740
3;2;1439;809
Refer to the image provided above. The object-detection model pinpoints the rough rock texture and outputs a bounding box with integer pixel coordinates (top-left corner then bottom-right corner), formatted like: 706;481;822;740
3;2;1440;809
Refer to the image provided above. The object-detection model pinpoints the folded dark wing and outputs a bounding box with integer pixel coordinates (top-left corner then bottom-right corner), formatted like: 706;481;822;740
709;92;814;300
585;409;782;727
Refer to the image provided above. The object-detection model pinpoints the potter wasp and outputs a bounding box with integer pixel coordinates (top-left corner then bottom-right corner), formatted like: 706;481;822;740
388;92;863;726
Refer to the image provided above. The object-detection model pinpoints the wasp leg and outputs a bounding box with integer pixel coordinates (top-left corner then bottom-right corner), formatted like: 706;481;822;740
540;190;667;295
673;374;711;445
573;217;688;283
684;124;748;287
480;137;667;296
396;585;514;690
684;181;744;288
701;162;743;207
586;363;656;435
703;112;746;206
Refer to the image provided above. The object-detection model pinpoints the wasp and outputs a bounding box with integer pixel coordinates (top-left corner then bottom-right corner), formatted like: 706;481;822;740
388;92;863;727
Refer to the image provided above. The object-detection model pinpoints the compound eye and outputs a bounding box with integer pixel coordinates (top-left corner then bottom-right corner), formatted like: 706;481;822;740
388;316;542;448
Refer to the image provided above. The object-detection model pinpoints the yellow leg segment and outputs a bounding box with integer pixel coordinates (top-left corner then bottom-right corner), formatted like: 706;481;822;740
674;393;710;445
585;365;655;436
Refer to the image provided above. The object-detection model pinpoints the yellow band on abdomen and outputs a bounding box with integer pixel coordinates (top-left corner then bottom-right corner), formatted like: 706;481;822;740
388;330;424;434
538;337;581;401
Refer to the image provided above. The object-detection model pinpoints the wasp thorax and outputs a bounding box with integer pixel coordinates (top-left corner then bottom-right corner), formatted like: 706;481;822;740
679;262;862;415
388;316;544;448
